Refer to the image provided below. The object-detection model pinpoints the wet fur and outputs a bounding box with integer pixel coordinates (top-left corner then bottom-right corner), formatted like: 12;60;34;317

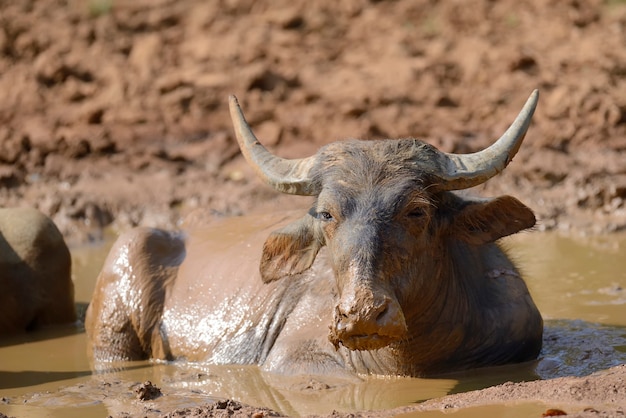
86;138;542;377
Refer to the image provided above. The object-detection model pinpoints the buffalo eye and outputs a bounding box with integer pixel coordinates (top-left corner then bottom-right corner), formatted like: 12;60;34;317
316;211;334;221
407;207;426;218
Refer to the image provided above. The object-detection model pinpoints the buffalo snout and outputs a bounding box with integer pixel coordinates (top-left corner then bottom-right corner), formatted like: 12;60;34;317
329;288;407;351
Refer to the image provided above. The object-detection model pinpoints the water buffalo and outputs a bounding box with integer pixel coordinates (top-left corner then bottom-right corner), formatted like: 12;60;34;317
0;207;75;335
86;91;543;377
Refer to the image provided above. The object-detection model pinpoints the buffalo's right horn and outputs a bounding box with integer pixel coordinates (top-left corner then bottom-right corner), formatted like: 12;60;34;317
228;95;320;196
435;90;539;190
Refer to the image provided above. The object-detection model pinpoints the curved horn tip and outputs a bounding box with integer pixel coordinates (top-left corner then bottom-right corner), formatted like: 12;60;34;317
526;89;539;109
228;94;241;109
435;89;540;191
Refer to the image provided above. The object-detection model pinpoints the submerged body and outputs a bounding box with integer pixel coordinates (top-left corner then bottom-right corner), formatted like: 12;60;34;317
87;209;541;377
0;207;75;335
86;91;543;377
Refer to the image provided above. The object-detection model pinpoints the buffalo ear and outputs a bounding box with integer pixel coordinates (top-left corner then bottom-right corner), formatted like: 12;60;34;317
453;195;536;245
260;215;324;283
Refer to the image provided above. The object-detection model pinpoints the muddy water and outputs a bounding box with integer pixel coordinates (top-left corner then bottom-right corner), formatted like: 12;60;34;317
0;232;625;417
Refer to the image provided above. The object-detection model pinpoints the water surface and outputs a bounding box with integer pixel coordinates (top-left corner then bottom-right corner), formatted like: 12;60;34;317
0;232;625;417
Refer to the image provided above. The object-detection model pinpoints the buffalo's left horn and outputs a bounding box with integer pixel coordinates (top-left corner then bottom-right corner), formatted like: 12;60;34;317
436;89;539;190
228;95;319;196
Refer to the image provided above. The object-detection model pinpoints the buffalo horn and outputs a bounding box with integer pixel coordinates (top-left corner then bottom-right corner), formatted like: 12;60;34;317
228;95;319;196
436;89;539;190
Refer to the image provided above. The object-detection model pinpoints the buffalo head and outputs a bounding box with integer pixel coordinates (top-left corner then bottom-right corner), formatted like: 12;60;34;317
229;91;538;351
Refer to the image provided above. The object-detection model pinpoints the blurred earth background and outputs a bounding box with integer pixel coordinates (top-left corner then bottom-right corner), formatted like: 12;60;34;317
1;0;626;245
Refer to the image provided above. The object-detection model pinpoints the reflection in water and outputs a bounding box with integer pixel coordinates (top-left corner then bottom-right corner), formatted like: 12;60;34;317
0;232;625;417
0;323;82;349
3;362;458;417
0;327;90;384
0;370;91;391
507;232;626;325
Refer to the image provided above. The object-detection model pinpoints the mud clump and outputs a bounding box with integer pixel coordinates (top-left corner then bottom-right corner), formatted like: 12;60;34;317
542;409;568;417
135;381;162;401
161;399;284;418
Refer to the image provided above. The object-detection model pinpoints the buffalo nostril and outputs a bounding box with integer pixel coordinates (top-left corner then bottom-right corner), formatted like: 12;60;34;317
376;304;389;323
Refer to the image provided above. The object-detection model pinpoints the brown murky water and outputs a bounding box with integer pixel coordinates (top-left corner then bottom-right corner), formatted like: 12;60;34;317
1;232;625;417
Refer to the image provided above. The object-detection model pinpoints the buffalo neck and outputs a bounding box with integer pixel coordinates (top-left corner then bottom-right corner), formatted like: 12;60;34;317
339;239;517;376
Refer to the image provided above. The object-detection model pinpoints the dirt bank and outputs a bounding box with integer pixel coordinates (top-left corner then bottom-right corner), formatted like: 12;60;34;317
1;0;625;245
